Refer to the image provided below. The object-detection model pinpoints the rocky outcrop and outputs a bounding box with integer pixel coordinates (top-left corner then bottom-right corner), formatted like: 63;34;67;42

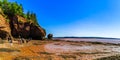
30;23;46;39
8;15;46;40
0;14;46;40
0;15;11;39
0;1;46;40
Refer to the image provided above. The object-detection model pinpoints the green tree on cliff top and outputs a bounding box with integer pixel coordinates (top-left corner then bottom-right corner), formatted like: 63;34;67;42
0;0;39;26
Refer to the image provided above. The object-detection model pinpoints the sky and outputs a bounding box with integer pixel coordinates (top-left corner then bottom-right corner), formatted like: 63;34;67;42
9;0;120;38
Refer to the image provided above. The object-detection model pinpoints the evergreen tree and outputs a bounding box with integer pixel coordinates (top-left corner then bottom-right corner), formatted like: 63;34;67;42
0;0;39;26
3;0;8;4
27;11;30;19
30;13;38;25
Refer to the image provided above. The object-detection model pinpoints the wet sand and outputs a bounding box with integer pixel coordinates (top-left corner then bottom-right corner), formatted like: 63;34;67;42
0;39;120;60
45;41;120;60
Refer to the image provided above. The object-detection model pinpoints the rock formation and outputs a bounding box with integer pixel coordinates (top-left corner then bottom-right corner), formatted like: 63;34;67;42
0;14;46;40
0;14;11;39
0;1;46;40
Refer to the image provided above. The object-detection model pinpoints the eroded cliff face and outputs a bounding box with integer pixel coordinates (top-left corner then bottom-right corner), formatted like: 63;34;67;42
9;15;46;40
0;15;10;32
0;14;11;39
0;14;46;40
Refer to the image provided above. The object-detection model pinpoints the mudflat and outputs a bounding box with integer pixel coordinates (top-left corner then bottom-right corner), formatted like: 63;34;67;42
0;39;120;60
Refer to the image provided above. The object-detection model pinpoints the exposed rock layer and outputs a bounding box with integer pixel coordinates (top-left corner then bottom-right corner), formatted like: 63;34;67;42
0;15;46;39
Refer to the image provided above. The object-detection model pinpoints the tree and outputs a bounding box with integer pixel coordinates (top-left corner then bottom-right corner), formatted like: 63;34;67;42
0;0;39;26
17;4;24;16
27;11;30;19
3;0;8;4
30;13;38;25
26;12;39;26
0;0;24;16
0;1;2;7
47;34;53;39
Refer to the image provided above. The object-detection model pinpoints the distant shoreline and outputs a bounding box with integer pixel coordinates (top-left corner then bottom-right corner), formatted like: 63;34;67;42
54;37;120;39
53;37;120;44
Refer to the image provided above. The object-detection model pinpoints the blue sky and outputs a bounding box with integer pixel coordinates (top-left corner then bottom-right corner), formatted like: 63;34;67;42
9;0;120;38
